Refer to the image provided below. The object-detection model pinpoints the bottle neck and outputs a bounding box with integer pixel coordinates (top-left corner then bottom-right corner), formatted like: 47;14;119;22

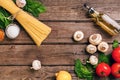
88;8;99;17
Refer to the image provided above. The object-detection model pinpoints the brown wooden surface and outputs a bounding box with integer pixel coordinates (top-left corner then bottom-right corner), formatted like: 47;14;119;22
1;0;120;80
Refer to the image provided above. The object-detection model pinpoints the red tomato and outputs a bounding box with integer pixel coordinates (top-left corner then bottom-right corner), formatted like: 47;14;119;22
111;63;120;78
96;62;111;77
112;47;120;62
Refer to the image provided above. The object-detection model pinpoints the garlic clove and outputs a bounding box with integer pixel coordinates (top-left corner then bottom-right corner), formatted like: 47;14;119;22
16;0;26;8
98;42;109;53
5;24;20;39
88;55;98;65
89;34;102;45
86;44;97;54
31;60;41;70
73;31;84;42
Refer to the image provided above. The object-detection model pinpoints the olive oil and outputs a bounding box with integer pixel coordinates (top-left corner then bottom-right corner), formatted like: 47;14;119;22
84;4;120;36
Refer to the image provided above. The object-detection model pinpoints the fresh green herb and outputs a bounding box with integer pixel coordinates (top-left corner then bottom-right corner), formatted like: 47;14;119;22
0;0;46;29
23;0;46;17
98;52;111;65
112;40;119;49
75;59;93;80
13;0;46;17
86;62;97;69
0;7;11;29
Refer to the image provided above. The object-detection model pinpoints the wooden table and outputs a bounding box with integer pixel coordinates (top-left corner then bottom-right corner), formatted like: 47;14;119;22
1;0;120;80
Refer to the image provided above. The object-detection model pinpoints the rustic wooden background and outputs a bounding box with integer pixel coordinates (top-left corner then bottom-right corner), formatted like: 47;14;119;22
1;0;120;80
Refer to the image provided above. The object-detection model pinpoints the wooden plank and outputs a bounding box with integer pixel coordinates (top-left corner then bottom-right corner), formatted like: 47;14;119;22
0;66;116;80
0;66;76;80
2;22;120;44
39;0;120;21
0;44;112;65
42;22;120;43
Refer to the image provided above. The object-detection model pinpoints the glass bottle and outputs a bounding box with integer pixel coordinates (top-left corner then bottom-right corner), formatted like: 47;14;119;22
84;4;120;36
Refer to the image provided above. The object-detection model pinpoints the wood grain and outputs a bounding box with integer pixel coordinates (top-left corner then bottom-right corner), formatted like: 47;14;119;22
2;22;120;44
0;44;112;66
0;66;76;80
0;66;117;80
39;0;120;21
1;0;120;80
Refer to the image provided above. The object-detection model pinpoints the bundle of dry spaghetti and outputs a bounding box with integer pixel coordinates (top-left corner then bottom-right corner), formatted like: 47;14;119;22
0;0;51;46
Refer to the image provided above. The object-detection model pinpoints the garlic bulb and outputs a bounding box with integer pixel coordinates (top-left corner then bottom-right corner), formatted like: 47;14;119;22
16;0;26;8
87;55;98;65
98;42;109;53
86;44;97;54
31;60;41;70
73;31;84;41
5;24;20;39
89;34;102;45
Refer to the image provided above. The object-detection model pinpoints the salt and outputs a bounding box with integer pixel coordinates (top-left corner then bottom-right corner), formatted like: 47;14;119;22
5;24;20;39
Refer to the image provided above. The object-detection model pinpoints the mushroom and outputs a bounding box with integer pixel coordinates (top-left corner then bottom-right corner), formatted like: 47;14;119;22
89;34;102;45
87;55;98;65
31;60;41;70
16;0;26;8
73;31;84;42
98;41;109;53
86;44;97;54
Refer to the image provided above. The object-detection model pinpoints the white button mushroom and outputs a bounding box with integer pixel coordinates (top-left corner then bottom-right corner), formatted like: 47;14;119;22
16;0;26;8
98;41;109;53
5;24;20;39
31;60;41;70
73;31;84;42
87;55;98;65
89;34;102;45
86;44;97;54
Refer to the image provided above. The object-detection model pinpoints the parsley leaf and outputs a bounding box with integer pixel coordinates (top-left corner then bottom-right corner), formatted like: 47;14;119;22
0;0;46;29
0;7;11;29
13;0;46;17
112;40;119;49
98;52;111;65
23;0;46;17
75;59;93;80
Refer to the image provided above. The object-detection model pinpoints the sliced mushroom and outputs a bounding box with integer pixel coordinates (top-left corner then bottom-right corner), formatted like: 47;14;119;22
86;44;97;54
98;42;109;53
89;34;102;45
87;55;98;65
73;31;84;42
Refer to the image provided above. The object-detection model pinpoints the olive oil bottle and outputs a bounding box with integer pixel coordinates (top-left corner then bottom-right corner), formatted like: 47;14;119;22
84;4;120;36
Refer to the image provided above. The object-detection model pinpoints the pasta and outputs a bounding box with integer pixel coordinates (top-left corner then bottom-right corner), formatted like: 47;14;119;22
0;0;51;46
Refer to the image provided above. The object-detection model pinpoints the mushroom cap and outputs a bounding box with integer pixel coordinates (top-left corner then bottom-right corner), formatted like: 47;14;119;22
73;31;84;41
98;41;109;53
86;44;97;54
89;55;98;65
89;34;102;45
32;60;41;70
16;0;26;8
